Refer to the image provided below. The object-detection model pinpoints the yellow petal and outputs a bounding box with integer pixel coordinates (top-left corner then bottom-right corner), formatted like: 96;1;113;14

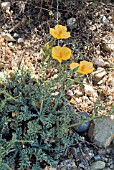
52;46;62;62
77;60;94;74
55;24;67;32
70;63;79;70
61;47;71;60
59;32;71;39
49;28;56;38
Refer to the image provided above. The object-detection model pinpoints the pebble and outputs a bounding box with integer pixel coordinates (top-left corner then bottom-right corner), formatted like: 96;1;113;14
72;112;91;133
13;33;19;38
67;89;74;96
104;61;110;67
94;67;107;82
58;159;77;170
67;17;77;30
74;89;83;97
101;15;109;25
54;11;61;19
93;58;105;67
90;161;106;170
79;162;85;169
1;2;10;10
17;38;24;44
84;84;98;98
1;33;16;42
93;155;102;162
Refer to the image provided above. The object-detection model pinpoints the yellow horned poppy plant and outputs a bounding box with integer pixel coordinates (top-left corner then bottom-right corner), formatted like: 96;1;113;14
52;46;71;62
50;24;71;39
70;60;94;74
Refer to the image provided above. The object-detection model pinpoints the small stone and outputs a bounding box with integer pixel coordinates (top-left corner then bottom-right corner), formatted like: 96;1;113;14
72;112;91;133
79;162;85;169
54;12;61;19
67;17;77;30
90;161;105;170
110;164;114;169
93;58;105;67
93;155;102;161
102;33;114;53
58;159;77;170
108;96;113;101
1;2;10;10
74;89;83;97
67;89;74;96
1;33;16;42
94;67;107;82
84;84;98;98
101;15;109;25
17;38;24;44
104;62;110;67
13;33;19;38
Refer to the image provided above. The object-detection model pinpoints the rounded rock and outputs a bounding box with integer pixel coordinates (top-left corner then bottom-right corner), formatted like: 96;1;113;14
94;58;105;67
17;38;24;44
92;155;102;161
72;112;91;133
67;17;77;30
13;33;19;38
90;161;106;170
1;2;10;10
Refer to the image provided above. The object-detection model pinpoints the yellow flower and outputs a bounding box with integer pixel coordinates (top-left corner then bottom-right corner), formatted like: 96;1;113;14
50;24;71;39
52;46;71;62
70;60;94;74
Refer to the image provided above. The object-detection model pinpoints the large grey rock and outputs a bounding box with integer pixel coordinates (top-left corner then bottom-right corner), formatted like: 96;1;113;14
90;161;106;170
88;115;114;147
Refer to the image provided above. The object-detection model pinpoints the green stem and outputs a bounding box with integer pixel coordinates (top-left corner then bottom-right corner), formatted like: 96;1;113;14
68;115;102;128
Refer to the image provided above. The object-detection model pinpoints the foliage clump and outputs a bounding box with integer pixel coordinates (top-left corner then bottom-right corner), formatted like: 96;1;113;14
0;69;76;170
0;23;95;169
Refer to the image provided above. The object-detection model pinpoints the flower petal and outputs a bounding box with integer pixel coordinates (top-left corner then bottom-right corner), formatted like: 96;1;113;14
50;28;57;38
60;32;71;39
52;46;62;62
77;60;94;74
55;24;67;32
70;63;79;70
61;47;71;60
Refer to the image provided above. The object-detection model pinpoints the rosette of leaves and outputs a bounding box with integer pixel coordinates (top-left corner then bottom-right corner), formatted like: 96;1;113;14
0;69;76;170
